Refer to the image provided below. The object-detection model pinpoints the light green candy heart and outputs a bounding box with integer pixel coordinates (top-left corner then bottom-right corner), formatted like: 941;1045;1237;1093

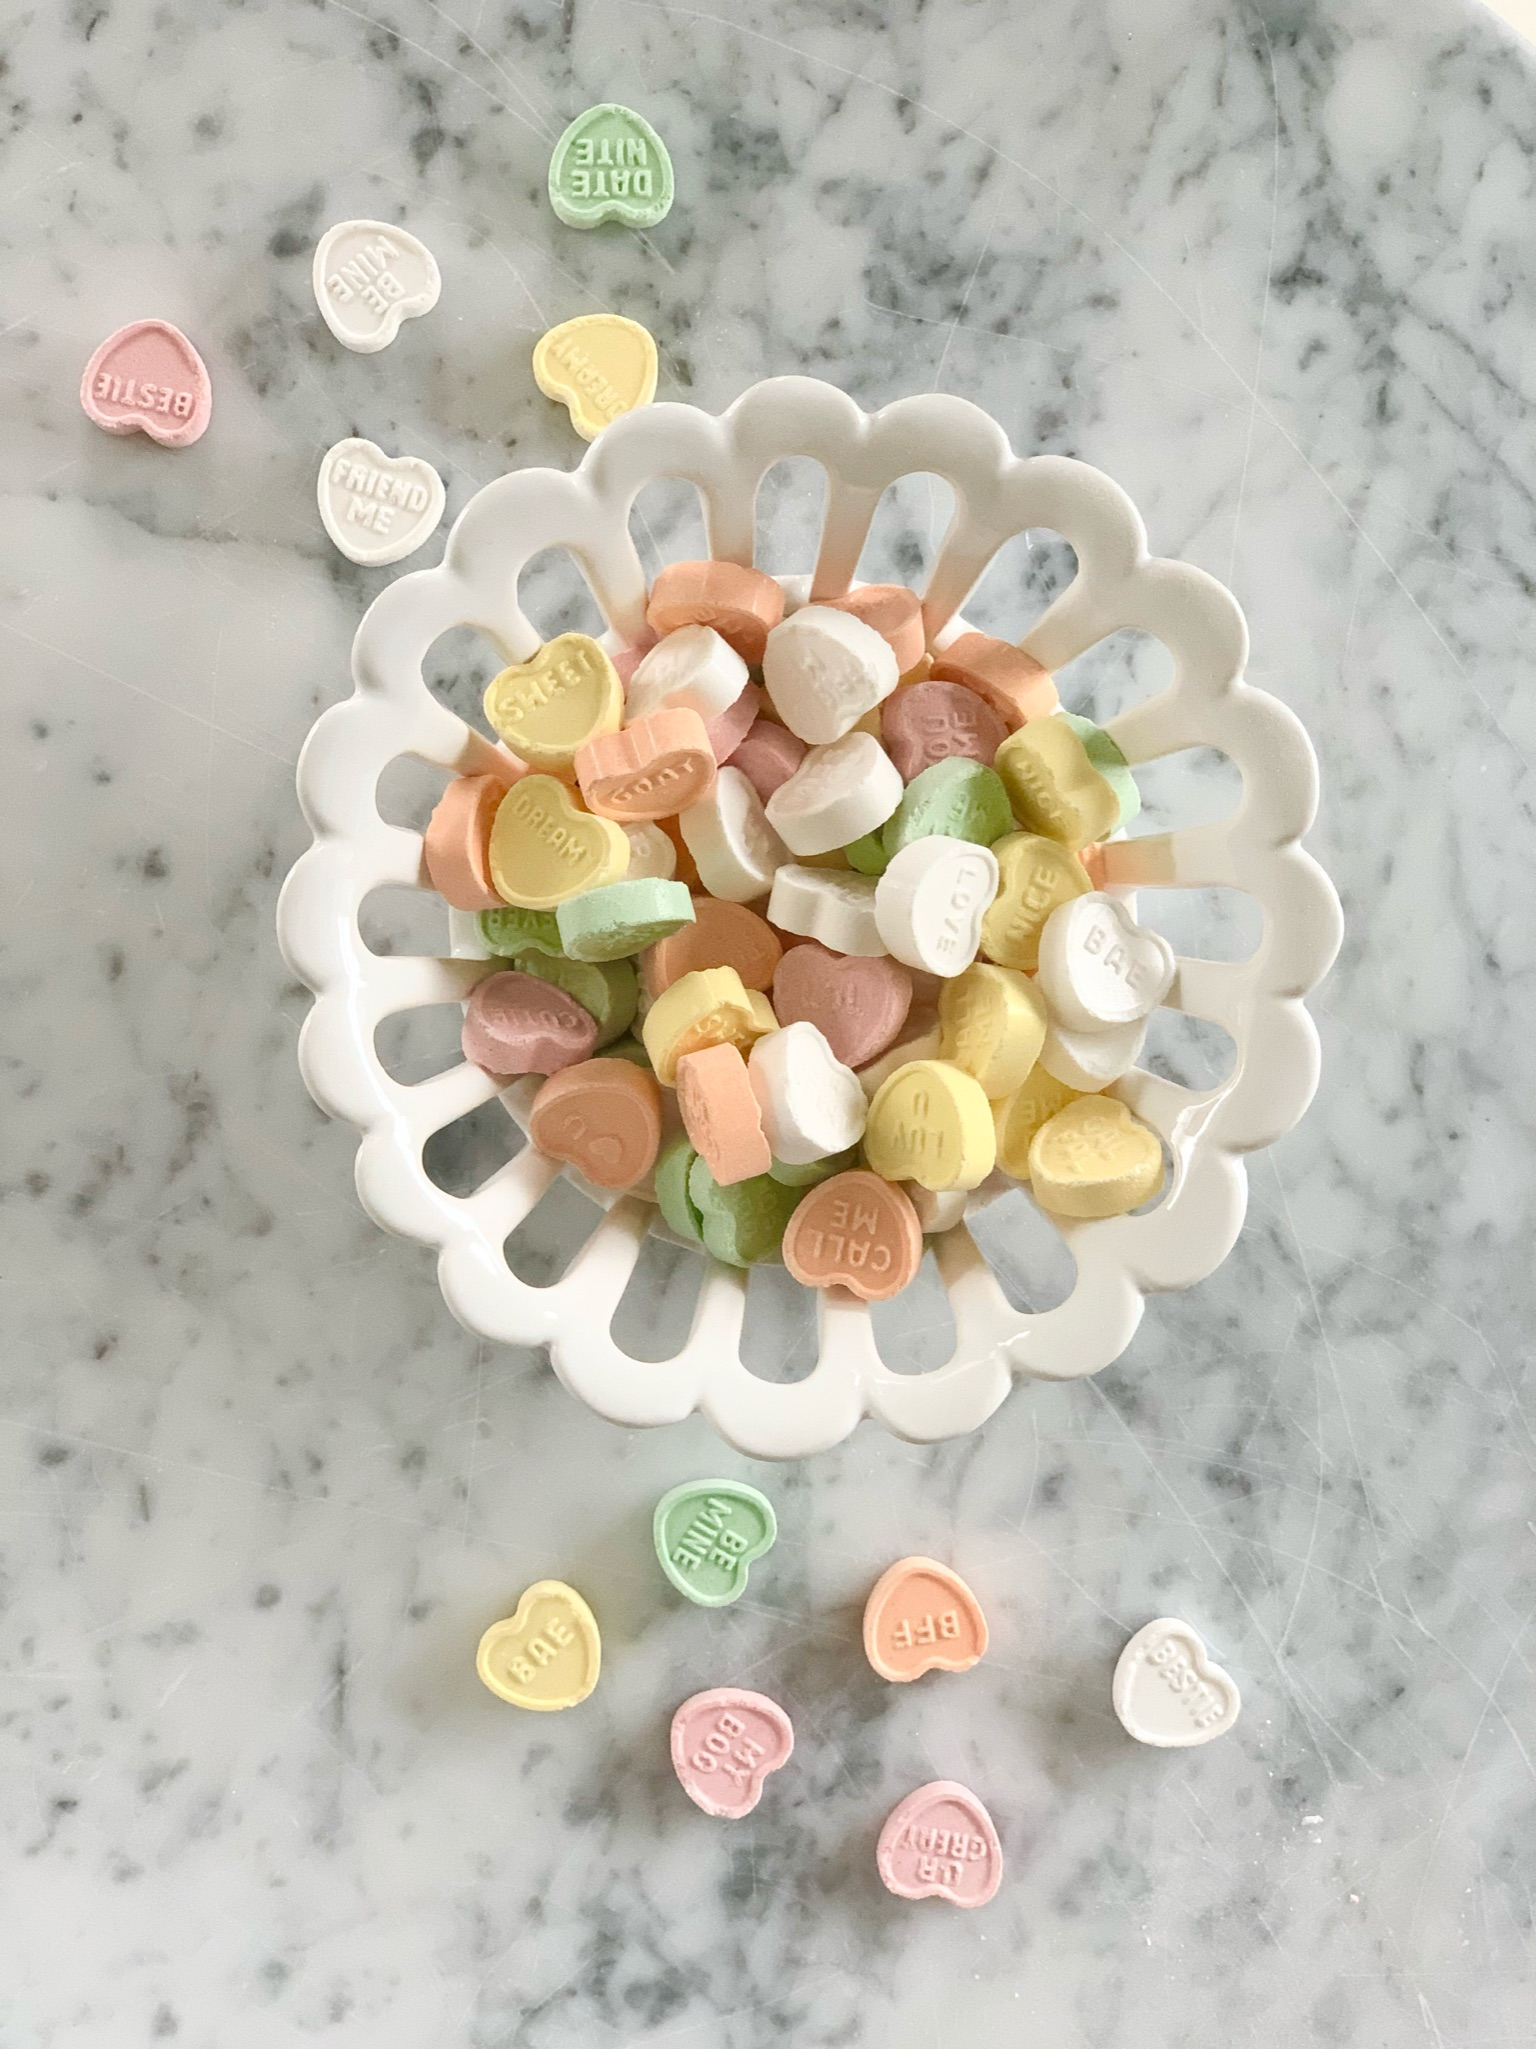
547;104;674;231
655;1136;705;1244
767;1145;862;1188
843;832;889;876
556;878;694;962
686;1157;801;1267
513;948;637;1047
882;756;1013;857
479;905;563;957
599;1034;654;1071
653;1480;777;1607
1061;712;1141;826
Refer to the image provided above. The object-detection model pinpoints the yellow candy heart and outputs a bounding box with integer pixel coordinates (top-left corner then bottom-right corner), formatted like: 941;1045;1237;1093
937;963;1048;1099
992;1062;1084;1178
864;1059;996;1192
532;314;659;442
1028;1095;1165;1218
483;633;622;773
476;1579;601;1711
979;831;1091;971
641;965;777;1086
994;717;1120;851
488;775;629;910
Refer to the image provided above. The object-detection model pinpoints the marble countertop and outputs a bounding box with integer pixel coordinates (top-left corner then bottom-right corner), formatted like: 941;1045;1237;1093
5;0;1533;2042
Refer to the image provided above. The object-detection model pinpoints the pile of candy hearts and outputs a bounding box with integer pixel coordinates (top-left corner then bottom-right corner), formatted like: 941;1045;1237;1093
427;560;1177;1301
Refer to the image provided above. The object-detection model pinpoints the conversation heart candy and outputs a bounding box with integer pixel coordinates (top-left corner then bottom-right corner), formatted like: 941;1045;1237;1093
671;1689;794;1818
527;1057;662;1190
762;606;900;745
688;1157;802;1266
767;867;884;957
863;1557;989;1681
991;1063;1085;1177
978;831;1090;972
877;1782;1003;1908
727;718;807;802
748;1021;867;1166
937;962;1048;1099
476;1580;600;1711
1038;1013;1146;1091
705;681;763;765
313;219;440;353
79;320;212;448
906;1184;969;1233
462;970;598;1075
875;837;999;978
479;903;563;956
556;877;694;962
317;436;445;567
782;1170;921;1301
621;820;677;881
881;757;1013;858
678;766;788;904
1112;1618;1241;1747
644;898;782;998
641;965;778;1084
768;1144;862;1188
995;714;1120;849
488;777;629;910
820;584;926;672
857;1015;944;1099
771;943;912;1069
931;631;1057;729
424;773;517;912
676;1042;772;1186
865;1059;996;1191
1061;713;1140;824
484;634;623;775
647;562;785;664
532;313;658;439
655;1135;707;1244
653;1480;777;1606
843;831;889;876
1029;1095;1164;1217
882;679;1008;782
1036;893;1175;1030
575;706;716;820
515;949;638;1047
765;730;904;858
548;103;674;230
627;625;751;726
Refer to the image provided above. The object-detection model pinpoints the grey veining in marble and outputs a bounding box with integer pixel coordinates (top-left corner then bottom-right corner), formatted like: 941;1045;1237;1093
3;0;1534;2043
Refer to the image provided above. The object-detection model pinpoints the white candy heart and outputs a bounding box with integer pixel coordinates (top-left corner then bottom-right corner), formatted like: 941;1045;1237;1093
621;820;676;880
1037;893;1176;1030
765;730;904;857
626;625;750;725
875;836;999;978
762;606;899;744
317;438;446;567
679;766;787;903
1037;1013;1146;1090
748;1021;867;1164
767;866;885;957
313;220;441;354
1112;1618;1241;1748
905;1183;968;1233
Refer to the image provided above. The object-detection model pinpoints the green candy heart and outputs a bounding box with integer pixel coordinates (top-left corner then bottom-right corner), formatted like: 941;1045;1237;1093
556;878;694;962
599;1034;654;1071
1061;712;1141;826
653;1480;777;1607
843;831;889;876
655;1135;705;1244
687;1157;801;1267
767;1145;862;1188
548;104;674;231
882;756;1013;858
479;904;563;957
513;948;637;1046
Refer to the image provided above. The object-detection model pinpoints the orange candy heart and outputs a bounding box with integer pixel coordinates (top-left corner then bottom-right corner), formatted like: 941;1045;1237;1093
782;1170;922;1302
643;898;783;998
527;1058;663;1190
862;1557;988;1682
423;772;516;911
931;632;1058;730
675;1042;771;1187
575;707;717;821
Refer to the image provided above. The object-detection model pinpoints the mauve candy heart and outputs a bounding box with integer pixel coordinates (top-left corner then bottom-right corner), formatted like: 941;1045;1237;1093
671;1687;794;1818
80;319;212;448
726;718;806;802
772;941;912;1070
461;971;597;1076
705;682;763;764
883;680;1008;781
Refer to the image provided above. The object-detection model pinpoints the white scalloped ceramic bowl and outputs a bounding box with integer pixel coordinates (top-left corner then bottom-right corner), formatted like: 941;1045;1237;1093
277;377;1341;1459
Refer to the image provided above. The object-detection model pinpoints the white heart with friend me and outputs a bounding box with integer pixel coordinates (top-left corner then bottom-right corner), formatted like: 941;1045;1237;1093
317;438;445;568
1112;1617;1241;1748
1037;891;1175;1031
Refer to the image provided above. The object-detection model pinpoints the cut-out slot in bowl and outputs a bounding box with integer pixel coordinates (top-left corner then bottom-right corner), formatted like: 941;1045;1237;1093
278;377;1341;1458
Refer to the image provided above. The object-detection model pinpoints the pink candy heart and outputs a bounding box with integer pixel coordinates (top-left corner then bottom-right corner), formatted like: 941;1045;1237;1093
772;941;912;1070
876;1780;1003;1908
705;682;763;764
461;971;597;1076
882;680;1008;782
726;717;806;802
80;320;212;449
670;1688;794;1818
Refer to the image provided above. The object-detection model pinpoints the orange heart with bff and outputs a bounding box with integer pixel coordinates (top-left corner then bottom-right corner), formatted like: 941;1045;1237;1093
862;1557;988;1682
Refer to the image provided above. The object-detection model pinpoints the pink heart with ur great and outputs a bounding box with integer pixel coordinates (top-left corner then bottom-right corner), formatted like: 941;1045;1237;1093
80;320;212;449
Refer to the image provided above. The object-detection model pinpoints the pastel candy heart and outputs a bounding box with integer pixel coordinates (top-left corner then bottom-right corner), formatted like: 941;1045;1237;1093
762;606;899;745
312;219;441;353
532;313;658;439
653;1480;777;1606
555;877;694;961
641;965;778;1085
487;775;629;910
1036;892;1175;1030
621;820;677;880
978;832;1090;972
1038;1012;1146;1091
930;631;1058;729
877;1782;1003;1908
1028;1094;1164;1218
479;904;563;957
461;970;598;1076
670;1688;794;1818
936;962;1048;1099
991;1063;1084;1178
882;679;1008;781
575;707;717;821
80;320;211;448
766;730;904;858
678;765;788;903
513;950;638;1048
654;1135;707;1245
766;866;884;958
874;836;999;978
1112;1618;1241;1747
317;436;445;566
843;831;889;876
687;1157;801;1267
705;682;764;764
547;104;675;230
424;774;516;912
862;1557;988;1681
476;1580;601;1711
676;1042;772;1186
820;584;926;671
643;899;782;998
646;563;786;666
881;757;1013;858
527;1058;662;1190
994;713;1124;850
782;1170;921;1301
727;718;807;801
748;1022;867;1166
767;1144;861;1188
484;634;623;775
864;1059;996;1192
772;942;912;1069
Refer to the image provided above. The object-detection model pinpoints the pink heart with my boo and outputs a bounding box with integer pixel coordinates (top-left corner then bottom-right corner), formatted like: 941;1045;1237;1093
771;940;912;1071
670;1688;794;1818
80;320;212;448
